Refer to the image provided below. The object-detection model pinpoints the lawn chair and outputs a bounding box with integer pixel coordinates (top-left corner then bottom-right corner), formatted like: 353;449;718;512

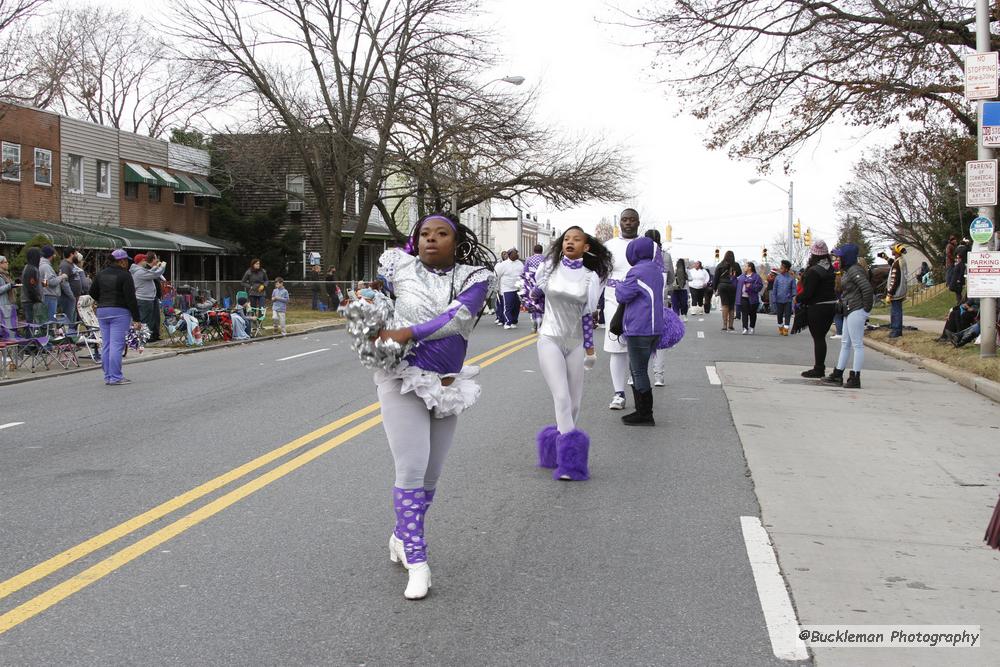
235;290;267;337
44;316;80;370
0;306;51;373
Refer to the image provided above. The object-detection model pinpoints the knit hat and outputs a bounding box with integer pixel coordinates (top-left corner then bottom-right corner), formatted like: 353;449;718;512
809;239;829;256
0;255;6;263
891;243;906;255
111;249;130;261
41;245;55;258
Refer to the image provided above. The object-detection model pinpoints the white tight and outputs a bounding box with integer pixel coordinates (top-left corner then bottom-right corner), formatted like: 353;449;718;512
537;335;585;433
651;348;666;374
377;378;458;489
609;351;629;393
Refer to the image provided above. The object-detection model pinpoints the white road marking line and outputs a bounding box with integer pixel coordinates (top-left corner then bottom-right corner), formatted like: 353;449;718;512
0;422;25;430
697;331;705;339
740;516;809;661
522;369;535;373
705;366;721;385
277;348;330;361
698;318;705;322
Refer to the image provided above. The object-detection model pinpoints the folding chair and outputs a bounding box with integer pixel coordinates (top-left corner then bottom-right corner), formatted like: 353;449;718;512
0;307;50;373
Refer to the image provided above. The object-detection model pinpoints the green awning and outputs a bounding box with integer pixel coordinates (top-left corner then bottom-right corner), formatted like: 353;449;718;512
190;234;242;254
172;172;203;195
149;166;180;189
191;175;222;198
0;217;121;249
88;225;180;252
123;162;159;186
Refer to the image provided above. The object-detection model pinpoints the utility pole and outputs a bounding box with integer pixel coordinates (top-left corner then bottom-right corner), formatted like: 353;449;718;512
786;181;794;261
977;0;997;356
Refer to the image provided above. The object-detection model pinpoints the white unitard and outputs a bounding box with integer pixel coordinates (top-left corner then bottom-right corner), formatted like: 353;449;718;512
603;236;633;392
534;258;601;433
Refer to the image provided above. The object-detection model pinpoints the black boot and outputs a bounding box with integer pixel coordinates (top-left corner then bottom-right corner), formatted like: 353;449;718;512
844;371;861;389
622;389;655;426
801;366;825;378
820;368;844;385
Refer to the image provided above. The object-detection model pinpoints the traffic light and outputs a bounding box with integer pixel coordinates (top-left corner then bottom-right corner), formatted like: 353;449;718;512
613;224;620;238
715;248;720;261
665;224;672;243
804;228;812;246
793;220;801;240
762;247;768;261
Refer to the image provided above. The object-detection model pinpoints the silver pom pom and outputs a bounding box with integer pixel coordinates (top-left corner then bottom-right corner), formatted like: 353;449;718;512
343;298;412;370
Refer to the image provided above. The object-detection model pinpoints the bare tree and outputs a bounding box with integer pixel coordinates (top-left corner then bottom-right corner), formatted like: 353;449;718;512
0;0;51;101
771;230;807;267
630;1;988;170
382;53;630;227
20;5;232;137
176;0;473;278
836;129;975;267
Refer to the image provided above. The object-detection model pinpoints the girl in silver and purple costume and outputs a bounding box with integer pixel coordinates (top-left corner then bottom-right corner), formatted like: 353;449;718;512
532;226;613;481
374;213;496;600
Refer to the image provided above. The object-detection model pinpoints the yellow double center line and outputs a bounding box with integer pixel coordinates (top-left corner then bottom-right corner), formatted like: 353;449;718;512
0;333;538;635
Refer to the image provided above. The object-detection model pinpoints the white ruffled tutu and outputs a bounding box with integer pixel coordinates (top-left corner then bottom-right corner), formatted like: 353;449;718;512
375;363;482;418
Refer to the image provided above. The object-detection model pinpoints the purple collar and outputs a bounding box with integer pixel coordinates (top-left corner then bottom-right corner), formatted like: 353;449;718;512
561;257;584;269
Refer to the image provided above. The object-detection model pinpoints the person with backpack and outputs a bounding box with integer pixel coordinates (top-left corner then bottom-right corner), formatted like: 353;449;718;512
713;250;739;332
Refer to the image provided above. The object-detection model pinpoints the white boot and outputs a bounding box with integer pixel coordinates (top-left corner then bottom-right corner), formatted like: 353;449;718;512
389;533;408;567
404;562;432;600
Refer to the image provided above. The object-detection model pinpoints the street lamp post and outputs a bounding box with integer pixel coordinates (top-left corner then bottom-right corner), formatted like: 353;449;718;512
748;178;794;259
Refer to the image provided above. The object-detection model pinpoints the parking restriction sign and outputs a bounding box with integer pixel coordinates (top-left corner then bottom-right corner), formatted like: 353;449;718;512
966;160;998;207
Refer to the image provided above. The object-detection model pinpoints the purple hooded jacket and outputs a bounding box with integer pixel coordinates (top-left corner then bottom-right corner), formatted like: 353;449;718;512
615;237;664;337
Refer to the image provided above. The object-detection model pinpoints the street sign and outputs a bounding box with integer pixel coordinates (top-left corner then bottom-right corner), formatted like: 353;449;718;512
983;102;1000;146
967;251;1000;297
965;52;999;100
966;160;998;207
970;216;995;245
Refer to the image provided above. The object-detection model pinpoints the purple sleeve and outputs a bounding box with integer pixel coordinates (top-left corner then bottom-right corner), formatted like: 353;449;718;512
582;313;594;349
409;279;490;341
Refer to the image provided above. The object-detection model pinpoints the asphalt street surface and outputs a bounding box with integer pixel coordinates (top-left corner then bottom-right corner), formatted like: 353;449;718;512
0;312;908;665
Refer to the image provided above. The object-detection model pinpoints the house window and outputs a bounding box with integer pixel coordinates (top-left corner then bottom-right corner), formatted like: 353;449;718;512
286;174;304;200
34;148;52;186
193;196;204;208
2;142;21;181
96;160;110;196
148;184;161;202
68;155;83;192
124;181;138;200
174;192;186;205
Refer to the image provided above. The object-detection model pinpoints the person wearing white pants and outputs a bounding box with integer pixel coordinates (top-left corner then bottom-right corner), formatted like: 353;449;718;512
604;209;643;409
532;227;612;480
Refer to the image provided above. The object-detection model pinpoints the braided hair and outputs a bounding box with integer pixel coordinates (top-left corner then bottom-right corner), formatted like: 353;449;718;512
405;212;496;270
546;225;614;281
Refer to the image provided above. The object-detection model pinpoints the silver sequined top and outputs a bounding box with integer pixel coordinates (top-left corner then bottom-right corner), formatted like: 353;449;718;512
535;259;601;347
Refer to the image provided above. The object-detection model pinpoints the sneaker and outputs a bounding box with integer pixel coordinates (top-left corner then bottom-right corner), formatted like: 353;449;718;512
503;324;512;329
682;315;688;322
741;328;748;335
609;393;626;410
106;378;132;385
654;373;665;387
830;334;842;339
627;375;633;386
749;327;754;335
509;324;517;329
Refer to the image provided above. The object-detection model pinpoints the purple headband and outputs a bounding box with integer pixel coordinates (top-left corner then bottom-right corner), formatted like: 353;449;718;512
404;215;457;254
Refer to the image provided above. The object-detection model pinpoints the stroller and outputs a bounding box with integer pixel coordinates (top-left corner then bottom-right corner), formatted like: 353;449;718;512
75;295;102;363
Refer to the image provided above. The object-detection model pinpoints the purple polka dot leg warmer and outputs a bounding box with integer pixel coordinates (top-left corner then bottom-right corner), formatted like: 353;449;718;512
393;487;428;564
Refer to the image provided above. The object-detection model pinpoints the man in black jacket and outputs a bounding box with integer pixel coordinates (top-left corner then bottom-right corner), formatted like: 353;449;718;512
20;247;43;324
89;249;140;385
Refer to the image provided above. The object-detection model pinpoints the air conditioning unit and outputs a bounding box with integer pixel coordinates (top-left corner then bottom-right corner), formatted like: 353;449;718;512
287;200;304;212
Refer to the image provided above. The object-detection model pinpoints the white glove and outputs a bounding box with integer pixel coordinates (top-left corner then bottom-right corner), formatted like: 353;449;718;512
583;353;597;371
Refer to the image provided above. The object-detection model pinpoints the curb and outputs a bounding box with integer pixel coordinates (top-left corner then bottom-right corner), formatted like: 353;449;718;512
0;321;345;387
863;337;1000;404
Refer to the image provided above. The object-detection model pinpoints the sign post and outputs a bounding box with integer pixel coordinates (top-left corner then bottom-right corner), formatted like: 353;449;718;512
968;251;1000;298
965;160;998;207
973;0;997;356
965;51;999;101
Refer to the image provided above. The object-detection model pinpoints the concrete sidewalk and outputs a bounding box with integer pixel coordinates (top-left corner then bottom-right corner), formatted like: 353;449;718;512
718;360;1000;666
869;314;943;335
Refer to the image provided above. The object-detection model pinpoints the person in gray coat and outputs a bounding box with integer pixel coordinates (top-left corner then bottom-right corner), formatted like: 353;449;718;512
130;252;167;342
38;245;65;321
822;244;874;389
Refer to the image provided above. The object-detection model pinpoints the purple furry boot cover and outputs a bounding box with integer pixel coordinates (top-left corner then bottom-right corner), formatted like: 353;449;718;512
553;429;590;481
536;424;559;468
392;487;428;564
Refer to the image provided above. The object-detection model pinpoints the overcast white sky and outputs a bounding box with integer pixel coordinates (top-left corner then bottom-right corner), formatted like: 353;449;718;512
112;0;892;262
483;0;892;262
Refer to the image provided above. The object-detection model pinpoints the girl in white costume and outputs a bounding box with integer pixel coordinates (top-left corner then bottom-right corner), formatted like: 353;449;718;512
532;227;613;481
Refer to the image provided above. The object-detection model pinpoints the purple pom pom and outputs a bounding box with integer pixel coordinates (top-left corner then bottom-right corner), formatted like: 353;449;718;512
658;308;685;349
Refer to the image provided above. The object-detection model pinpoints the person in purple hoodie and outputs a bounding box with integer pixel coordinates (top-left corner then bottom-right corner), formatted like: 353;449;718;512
735;262;765;334
615;236;665;426
373;212;496;600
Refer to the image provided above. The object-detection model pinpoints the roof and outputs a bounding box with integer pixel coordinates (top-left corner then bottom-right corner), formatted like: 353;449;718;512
0;218;241;255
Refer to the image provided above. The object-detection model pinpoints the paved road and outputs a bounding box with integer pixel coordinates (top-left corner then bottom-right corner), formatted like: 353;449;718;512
0;312;929;665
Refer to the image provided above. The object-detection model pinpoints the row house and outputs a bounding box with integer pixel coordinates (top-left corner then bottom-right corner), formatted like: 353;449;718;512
490;198;545;257
0;101;235;283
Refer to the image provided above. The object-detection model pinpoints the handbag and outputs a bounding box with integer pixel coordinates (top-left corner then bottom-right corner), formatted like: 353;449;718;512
609;302;626;336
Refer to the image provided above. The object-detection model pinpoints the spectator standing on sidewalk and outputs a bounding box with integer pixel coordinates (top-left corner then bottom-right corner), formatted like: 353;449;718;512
772;260;796;335
944;235;957;288
797;240;838;378
0;255;15;320
38;245;64;321
271;277;289;335
310;265;323;310
58;247;81;323
90;249;141;385
948;248;967;306
884;243;908;338
714;250;739;332
130;253;167;342
831;254;844;340
242;258;269;309
735;262;764;334
20;247;43;323
325;266;339;309
823;244;874;388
